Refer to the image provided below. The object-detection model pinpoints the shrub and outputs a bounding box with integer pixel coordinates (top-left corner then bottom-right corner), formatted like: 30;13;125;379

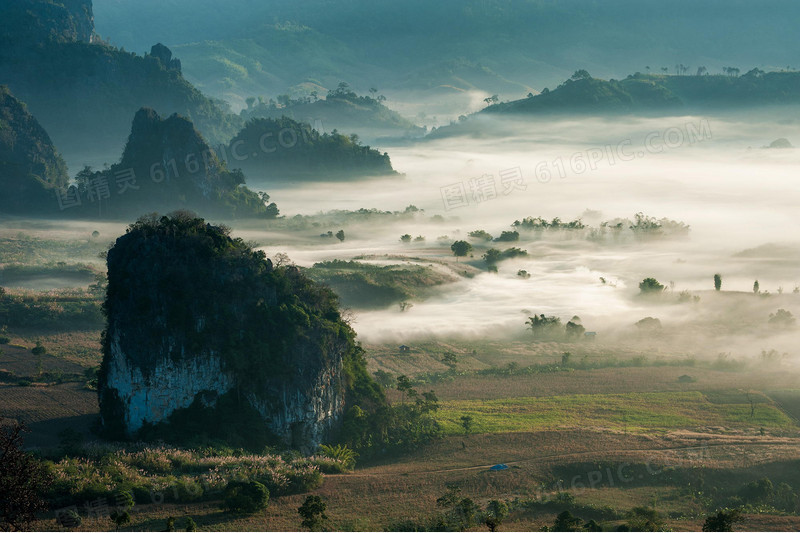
223;480;269;514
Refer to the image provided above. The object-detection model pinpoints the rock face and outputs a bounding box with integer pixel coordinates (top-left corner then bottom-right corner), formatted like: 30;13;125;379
98;213;351;450
73;108;275;219
0;86;69;213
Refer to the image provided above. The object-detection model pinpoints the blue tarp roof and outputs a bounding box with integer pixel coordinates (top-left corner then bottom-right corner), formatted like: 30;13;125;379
489;464;509;470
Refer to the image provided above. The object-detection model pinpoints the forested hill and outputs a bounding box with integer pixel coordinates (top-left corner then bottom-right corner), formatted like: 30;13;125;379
93;0;800;103
225;117;397;181
0;86;70;214
485;71;800;115
240;84;425;142
0;0;241;163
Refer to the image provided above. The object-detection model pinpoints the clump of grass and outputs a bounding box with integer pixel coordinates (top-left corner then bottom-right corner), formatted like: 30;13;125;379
46;442;337;507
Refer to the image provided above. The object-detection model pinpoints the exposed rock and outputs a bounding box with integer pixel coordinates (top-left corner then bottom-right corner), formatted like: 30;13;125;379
0;86;69;213
98;213;356;450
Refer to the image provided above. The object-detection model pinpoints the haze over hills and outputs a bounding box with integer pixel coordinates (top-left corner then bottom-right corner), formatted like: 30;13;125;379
0;0;242;167
93;0;800;112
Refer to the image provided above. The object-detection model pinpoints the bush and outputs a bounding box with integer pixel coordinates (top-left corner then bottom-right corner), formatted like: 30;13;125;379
223;480;269;514
0;336;9;344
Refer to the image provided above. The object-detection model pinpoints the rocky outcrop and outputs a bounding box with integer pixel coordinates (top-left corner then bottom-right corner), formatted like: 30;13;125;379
0;86;69;214
98;213;351;450
68;108;276;219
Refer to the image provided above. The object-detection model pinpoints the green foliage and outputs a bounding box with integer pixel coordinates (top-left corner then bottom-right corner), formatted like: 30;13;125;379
307;260;454;309
0;86;69;214
99;213;381;450
468;230;493;241
714;273;722;291
185;517;197;531
553;510;583;531
298;495;328;531
223;480;269;514
639;278;666;294
703;509;744;532
0;421;53;531
110;509;131;529
31;342;46;356
483;500;509;532
494;231;519;242
317;444;357;470
626;506;664;531
226;117;395;180
450;240;472;260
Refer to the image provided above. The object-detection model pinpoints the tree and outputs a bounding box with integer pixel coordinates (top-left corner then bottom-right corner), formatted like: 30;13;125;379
450;240;472;262
639;278;665;294
570;69;591;81
483;500;509;532
483;248;501;265
769;309;796;327
703;509;743;531
400;234;412;243
185;517;197;532
714;273;722;291
223;480;269;514
335;229;345;242
396;375;414;404
442;352;458;368
753;280;760;294
552;510;583;532
468;230;493;241
31;342;46;356
483;94;499;106
0;421;53;531
627;507;664;532
298;495;327;531
460;415;474;435
110;489;134;530
109;509;130;530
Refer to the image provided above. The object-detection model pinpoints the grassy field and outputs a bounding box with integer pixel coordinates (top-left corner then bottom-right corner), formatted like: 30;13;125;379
436;391;795;435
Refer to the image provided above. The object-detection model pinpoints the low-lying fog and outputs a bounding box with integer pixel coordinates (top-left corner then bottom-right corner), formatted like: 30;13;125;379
249;113;800;354
5;112;800;362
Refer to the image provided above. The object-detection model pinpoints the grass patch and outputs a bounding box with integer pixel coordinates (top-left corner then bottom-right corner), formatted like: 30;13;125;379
437;391;795;435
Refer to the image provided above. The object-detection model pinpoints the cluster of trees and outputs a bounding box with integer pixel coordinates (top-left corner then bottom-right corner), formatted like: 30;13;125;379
512;216;585;231
340;373;442;456
526;315;587;341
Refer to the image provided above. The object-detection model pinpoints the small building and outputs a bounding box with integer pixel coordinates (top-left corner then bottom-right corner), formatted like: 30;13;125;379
398;345;411;353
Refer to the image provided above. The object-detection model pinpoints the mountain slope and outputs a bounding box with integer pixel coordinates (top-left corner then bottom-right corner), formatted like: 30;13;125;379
0;86;70;214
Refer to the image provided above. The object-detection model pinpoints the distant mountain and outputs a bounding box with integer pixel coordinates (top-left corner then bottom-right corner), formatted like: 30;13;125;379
0;0;242;164
64;108;276;219
225;117;397;182
485;70;800;115
240;85;424;142
0;86;70;214
93;0;800;105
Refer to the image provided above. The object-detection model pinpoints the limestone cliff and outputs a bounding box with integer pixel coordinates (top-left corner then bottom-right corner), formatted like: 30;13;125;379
71;108;275;219
98;213;357;450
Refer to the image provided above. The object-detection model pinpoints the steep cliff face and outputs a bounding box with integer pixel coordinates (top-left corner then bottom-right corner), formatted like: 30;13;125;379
69;108;274;219
98;213;354;450
0;86;69;213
